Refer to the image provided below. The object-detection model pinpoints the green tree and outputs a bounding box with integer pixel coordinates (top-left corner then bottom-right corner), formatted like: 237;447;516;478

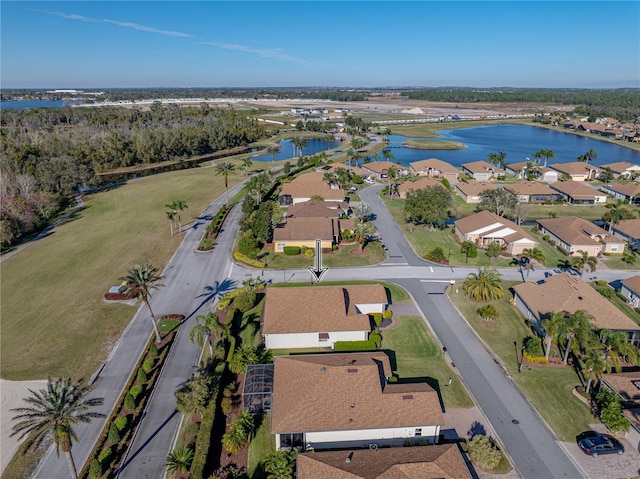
478;188;517;218
382;148;395;163
166;199;188;233
10;378;105;479
174;375;212;415
166;210;176;236
571;250;597;276
541;312;565;360
266;144;281;171
467;434;503;471
486;242;502;260
166;446;194;475
264;450;297;479
602;202;634;233
291;137;308;160
386;166;399;198
353;202;373;223
121;263;165;342
214;161;236;204
581;352;606;394
241;157;253;176
190;311;220;356
533;149;556;167
577;148;597;164
353;221;374;252
487;151;507;168
477;304;499;322
463;267;504;302
460;241;478;263
403;186;452;227
596;390;630;434
560;310;594;365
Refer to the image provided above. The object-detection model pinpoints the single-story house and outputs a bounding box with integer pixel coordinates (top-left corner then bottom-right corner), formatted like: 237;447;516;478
296;444;471;479
454;210;537;256
409;158;459;183
271;352;444;450
261;284;388;349
505;162;558;182
620;276;640;308
600;162;640;179
361;161;407;179
549;162;600;181
600;182;640;204
273;217;338;252
550;180;608;204
536;216;626;256
398;177;442;199
600;372;640;453
321;163;372;179
504;181;561;203
513;273;640;347
285;200;349;219
279;172;347;206
461;160;505;181
454;180;498;203
611;218;640;243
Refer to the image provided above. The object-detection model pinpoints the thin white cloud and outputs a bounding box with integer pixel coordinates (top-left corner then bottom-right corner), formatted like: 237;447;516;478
38;10;192;38
198;41;302;62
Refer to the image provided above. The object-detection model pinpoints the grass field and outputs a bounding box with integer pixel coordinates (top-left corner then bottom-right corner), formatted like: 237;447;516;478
403;139;465;150
448;283;593;441
247;414;275;479
1;164;244;380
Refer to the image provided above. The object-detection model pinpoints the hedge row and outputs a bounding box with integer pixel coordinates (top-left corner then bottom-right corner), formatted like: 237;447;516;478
233;251;266;268
197;205;232;251
335;340;377;351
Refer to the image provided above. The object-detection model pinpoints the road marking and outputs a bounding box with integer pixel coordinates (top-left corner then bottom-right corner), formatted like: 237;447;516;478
429;266;433;272
381;262;408;266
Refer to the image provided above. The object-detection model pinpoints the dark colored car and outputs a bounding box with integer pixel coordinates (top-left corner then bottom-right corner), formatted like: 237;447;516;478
578;432;624;457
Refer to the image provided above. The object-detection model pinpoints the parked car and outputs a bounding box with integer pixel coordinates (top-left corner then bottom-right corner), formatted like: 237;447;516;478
578;432;624;457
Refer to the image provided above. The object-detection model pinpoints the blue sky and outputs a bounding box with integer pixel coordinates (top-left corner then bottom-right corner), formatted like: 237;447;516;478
1;1;639;89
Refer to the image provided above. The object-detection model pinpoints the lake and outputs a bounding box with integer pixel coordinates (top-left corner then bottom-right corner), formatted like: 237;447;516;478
1;100;66;110
250;138;341;162
382;124;639;168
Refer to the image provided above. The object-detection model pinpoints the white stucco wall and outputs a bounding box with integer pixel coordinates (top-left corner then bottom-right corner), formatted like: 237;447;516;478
354;302;385;314
621;284;640;308
265;330;367;349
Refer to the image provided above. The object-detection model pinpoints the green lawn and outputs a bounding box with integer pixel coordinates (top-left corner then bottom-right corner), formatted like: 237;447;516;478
523;226;569;269
247;414;275;479
602;255;640;270
448;283;593;441
260;242;386;269
382;315;473;409
1;165;245;380
403;139;465;150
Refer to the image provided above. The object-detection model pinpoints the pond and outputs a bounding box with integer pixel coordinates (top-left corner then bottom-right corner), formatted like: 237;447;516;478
250;137;341;162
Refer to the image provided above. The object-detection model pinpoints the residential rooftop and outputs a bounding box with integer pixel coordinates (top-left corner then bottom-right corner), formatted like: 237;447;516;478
462;160;505;174
455;179;497;196
550;180;605;200
505;181;556;196
409;158;458;174
549;162;600;175
455;210;534;244
536;216;615;247
622;276;640;295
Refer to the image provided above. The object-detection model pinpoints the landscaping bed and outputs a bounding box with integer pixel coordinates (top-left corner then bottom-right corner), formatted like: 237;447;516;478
197;204;232;252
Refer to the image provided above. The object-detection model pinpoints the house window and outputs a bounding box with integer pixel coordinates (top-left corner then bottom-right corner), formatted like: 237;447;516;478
414;428;422;437
611;246;618;252
318;333;329;342
280;433;304;450
277;243;286;251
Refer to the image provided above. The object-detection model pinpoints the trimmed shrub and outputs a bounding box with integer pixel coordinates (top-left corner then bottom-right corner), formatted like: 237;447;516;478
523;337;544;357
149;342;159;358
523;351;547;364
369;332;382;346
130;384;144;399
137;368;147;384
467;434;503;471
335;340;377;351
190;376;221;479
283;246;302;256
427;247;446;262
108;423;120;445
187;421;200;437
233;251;266;268
543;235;550;241
143;358;155;372
596;286;615;299
388;375;398;383
235;291;257;313
238;234;260;258
114;415;128;432
441;178;451;189
352;175;363;184
304;248;315;257
221;396;233;416
383;309;393;320
371;313;383;326
88;459;103;479
124;393;136;411
98;446;113;465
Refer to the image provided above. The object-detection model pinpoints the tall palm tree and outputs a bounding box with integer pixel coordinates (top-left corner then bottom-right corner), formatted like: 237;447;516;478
577;149;597;164
353;221;374;252
571;250;597;276
603;202;634;233
533;149;556;167
190;311;219;357
462;267;504;302
324;133;335;152
487;151;507;168
541;311;565;360
166;210;176;235
166;200;188;232
519;247;546;278
241;157;253;176
266;144;281;171
386;166;398;197
214;161;235;204
121;263;165;342
382;148;395;163
291;137;308;160
560;310;594;365
10;378;105;479
600;330;631;373
582;352;606;394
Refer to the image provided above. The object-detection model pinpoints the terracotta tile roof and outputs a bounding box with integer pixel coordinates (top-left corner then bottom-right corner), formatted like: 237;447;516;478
549;162;599;176
271;352;443;434
615;218;640;241
513;273;640;331
537;217;617;247
462;160;505;175
455;210;535;244
273;217;335;242
602;371;640;402
297;444;470;479
280;172;346;201
622;276;640;295
362;161;400;174
603;182;640;198
398;178;441;194
455;180;498;197
262;284;387;334
409;158;458;174
287;200;347;218
505;181;557;196
601;162;640;174
550;181;605;200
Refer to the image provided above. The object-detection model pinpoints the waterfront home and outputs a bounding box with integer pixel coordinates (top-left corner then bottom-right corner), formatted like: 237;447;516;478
397;177;442;199
550;180;608;204
600;162;640;179
261;284;387;349
504;181;561;203
461;160;505;181
505;162;558;182
361;161;407;179
455;180;498;203
270;352;444;450
454;210;537;256
279;172;346;206
409;158;459;183
549;162;600;181
537;216;626;256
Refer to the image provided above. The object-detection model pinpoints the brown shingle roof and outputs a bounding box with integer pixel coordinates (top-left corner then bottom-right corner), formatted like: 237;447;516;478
455;180;498;197
615;218;640;241
513;273;640;331
549;162;599;176
326;164;372;177
455;210;535;244
604;182;640;198
273;217;335;242
622;276;640;295
505;181;557;196
537;217;613;247
287;200;347;218
398;178;441;194
462;160;505;174
271;352;443;434
262;285;374;335
297;444;470;479
601;162;640;174
550;180;605;200
602;372;640;403
280;172;346;201
362;161;400;174
409;158;458;174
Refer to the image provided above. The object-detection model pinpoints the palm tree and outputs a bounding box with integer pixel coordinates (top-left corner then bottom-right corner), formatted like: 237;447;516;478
463;267;505;302
582;352;606;394
386;166;398;197
353;221;374;252
382;148;395;163
264;450;297;479
571;250;597;276
577;149;597;164
266;144;281;171
324;133;335;152
214;161;235;204
533;149;556;167
241;157;253;176
541;311;565;360
121;263;165;342
603;202;634;233
521;248;546;267
166;446;194;475
166;200;188;232
291;137;308;160
560;310;594;365
166;210;176;235
10;378;105;479
190;311;219;357
600;330;632;373
477;304;499;322
246;173;270;204
487;151;507;168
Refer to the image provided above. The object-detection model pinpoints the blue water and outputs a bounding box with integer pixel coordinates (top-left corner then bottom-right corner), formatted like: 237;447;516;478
0;100;66;110
250;138;341;162
379;124;640;168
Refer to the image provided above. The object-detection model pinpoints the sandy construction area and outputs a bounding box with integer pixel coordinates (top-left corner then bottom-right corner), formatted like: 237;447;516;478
1;379;48;474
